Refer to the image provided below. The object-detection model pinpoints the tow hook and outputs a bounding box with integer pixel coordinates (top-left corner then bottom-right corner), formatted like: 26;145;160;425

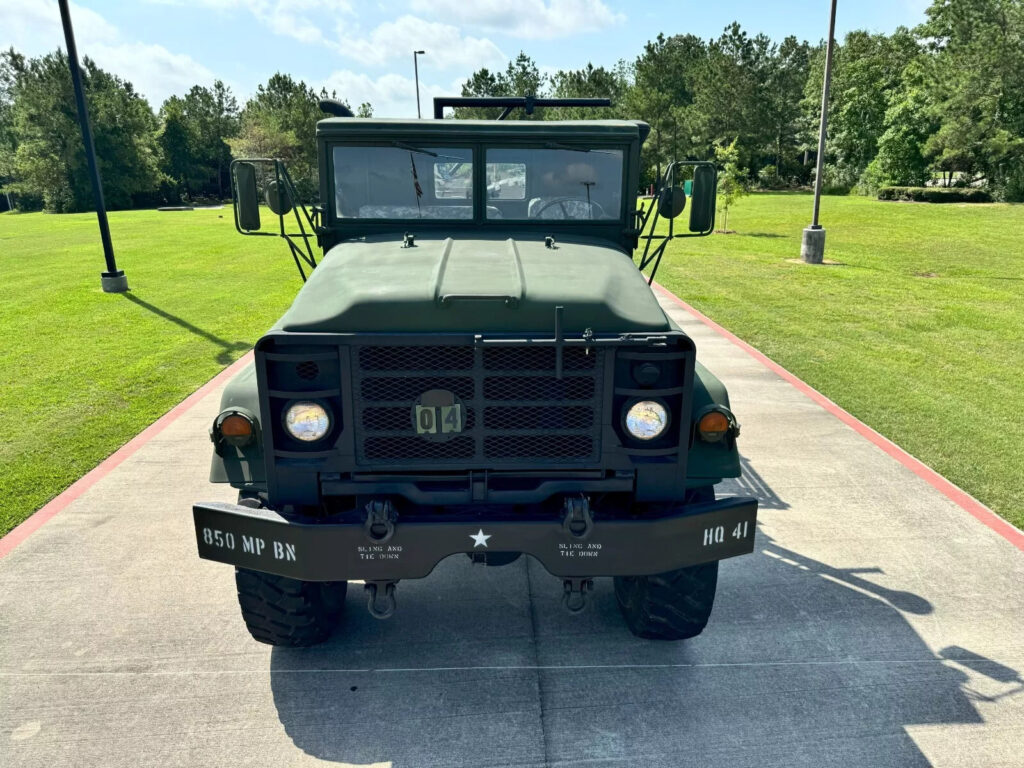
365;581;398;619
364;500;397;543
562;578;594;614
562;496;594;539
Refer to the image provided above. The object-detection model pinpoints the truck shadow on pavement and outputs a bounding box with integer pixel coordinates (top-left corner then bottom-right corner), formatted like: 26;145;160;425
728;455;789;509
267;522;1018;767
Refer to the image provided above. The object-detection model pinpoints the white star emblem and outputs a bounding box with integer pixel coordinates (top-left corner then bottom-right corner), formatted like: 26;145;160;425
469;529;492;548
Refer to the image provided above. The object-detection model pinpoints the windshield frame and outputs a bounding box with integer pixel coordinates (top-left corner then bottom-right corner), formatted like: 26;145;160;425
323;138;633;230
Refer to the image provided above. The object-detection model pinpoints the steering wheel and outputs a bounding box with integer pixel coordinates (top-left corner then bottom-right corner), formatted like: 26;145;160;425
532;197;606;220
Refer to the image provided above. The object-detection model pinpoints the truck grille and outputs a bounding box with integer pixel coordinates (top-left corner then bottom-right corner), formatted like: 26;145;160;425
353;344;604;466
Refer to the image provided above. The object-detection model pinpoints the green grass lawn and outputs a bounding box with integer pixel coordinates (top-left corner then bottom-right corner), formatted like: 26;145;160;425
653;193;1023;529
0;208;301;536
1;195;1021;537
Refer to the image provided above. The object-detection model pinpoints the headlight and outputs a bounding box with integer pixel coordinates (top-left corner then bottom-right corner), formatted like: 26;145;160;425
624;400;669;441
284;401;331;442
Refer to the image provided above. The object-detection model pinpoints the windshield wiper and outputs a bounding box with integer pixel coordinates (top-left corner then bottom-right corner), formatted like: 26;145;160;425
393;141;438;157
544;142;619;156
545;142;591;153
392;142;465;162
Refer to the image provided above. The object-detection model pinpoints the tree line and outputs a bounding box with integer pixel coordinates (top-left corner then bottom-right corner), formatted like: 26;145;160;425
458;0;1023;199
1;0;1021;213
0;51;369;212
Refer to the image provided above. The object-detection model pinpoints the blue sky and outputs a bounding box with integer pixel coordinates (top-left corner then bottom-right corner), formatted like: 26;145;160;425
2;0;930;116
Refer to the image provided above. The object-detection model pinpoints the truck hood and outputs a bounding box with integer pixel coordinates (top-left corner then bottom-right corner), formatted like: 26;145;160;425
275;233;670;335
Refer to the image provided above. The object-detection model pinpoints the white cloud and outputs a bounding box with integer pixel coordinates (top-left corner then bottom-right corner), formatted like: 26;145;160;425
1;0;119;46
0;0;218;106
407;0;625;39
91;43;218;105
147;0;353;47
321;69;462;118
333;15;505;71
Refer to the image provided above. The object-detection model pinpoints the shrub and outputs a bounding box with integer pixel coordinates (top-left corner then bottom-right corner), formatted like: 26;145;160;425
856;162;887;197
757;164;780;189
715;138;748;231
993;163;1024;203
816;163;859;195
877;186;992;203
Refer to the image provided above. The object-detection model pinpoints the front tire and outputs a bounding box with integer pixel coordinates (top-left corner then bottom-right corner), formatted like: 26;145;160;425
235;568;347;647
614;561;718;640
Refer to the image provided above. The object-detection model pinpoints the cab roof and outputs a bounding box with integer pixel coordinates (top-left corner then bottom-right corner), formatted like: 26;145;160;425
316;118;650;144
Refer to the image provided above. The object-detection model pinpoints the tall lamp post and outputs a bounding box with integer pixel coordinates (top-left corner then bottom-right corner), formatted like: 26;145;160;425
57;0;128;292
413;50;426;119
802;0;839;265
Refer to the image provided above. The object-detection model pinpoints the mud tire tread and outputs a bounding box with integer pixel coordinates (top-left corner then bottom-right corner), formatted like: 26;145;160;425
235;568;346;647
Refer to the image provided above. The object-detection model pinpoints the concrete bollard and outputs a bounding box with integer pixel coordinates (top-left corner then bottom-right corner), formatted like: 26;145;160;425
801;226;826;264
100;271;129;293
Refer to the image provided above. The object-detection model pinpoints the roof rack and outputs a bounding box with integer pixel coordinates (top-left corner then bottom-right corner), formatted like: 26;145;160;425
432;96;612;120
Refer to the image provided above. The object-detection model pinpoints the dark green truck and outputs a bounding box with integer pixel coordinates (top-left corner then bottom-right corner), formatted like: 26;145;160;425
194;96;757;645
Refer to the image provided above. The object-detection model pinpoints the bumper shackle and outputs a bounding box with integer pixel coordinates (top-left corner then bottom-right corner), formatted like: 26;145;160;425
562;496;594;539
562;578;594;613
365;581;397;619
364;500;397;544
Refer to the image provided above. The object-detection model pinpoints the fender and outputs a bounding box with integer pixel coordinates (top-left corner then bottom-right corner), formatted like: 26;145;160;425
686;361;742;486
209;363;267;488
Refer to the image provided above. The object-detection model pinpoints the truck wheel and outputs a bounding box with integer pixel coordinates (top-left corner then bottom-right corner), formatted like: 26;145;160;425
234;568;347;647
614;561;718;640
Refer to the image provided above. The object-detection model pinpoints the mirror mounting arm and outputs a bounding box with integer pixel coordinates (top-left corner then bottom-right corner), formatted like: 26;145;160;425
635;160;718;285
230;158;319;282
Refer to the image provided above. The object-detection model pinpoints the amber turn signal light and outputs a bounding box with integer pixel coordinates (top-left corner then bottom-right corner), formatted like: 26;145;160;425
697;410;731;443
217;412;256;447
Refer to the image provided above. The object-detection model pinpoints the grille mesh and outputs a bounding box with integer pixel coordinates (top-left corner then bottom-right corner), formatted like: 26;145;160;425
295;361;320;381
484;434;594;460
364;435;475;461
484;405;593;431
353;343;603;466
484;376;594;402
482;346;596;371
360;346;474;372
361;376;475;402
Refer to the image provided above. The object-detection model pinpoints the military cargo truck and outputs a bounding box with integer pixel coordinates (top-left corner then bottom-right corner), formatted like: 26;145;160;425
194;96;758;645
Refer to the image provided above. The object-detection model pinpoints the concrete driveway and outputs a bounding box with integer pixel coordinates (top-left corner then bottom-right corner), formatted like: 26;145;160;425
2;290;1022;768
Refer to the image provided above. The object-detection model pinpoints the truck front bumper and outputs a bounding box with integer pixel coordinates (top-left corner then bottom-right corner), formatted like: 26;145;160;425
194;496;758;582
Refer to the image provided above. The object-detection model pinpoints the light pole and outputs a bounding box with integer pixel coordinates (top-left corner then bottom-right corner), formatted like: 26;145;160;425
413;50;426;119
802;0;838;265
57;0;128;292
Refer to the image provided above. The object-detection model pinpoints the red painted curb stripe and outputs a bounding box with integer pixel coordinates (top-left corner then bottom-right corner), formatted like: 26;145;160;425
0;353;254;559
653;282;1024;552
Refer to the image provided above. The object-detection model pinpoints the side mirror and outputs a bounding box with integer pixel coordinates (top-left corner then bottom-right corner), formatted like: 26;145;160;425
688;164;716;233
265;179;293;216
657;186;686;219
233;162;261;231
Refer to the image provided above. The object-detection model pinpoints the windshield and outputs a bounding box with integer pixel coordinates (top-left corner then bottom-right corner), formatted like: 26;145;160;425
334;145;475;220
332;144;625;222
485;147;623;220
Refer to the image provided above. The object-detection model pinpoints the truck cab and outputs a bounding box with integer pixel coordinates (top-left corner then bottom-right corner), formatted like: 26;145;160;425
195;97;757;646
